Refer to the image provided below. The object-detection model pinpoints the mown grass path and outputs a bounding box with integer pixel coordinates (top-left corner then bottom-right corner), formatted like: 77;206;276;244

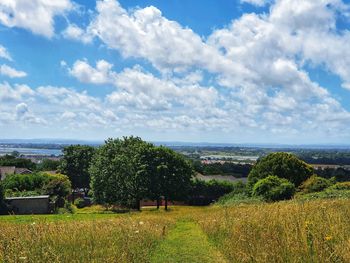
151;220;227;263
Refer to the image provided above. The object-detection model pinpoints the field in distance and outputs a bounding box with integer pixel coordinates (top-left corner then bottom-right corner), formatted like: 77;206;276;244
1;199;350;263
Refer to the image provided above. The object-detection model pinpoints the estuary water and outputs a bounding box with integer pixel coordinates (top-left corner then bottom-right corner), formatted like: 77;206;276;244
0;147;62;156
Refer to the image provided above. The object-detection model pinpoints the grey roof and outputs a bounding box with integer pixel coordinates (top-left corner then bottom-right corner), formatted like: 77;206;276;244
5;195;50;200
14;168;32;174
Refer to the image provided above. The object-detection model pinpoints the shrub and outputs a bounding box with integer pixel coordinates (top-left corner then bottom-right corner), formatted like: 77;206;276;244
3;172;71;201
217;192;263;206
248;152;313;189
2;173;50;192
43;174;72;208
188;179;240;205
328;181;350;191
295;189;350;200
43;174;71;198
298;175;334;194
5;189;42;197
252;175;296;202
0;155;36;170
74;198;86;208
56;202;77;214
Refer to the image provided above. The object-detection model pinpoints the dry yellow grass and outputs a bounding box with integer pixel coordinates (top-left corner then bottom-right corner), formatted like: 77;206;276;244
1;201;350;262
0;213;176;263
193;200;350;262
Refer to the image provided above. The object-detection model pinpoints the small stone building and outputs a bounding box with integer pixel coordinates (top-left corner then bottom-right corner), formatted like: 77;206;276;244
5;195;50;214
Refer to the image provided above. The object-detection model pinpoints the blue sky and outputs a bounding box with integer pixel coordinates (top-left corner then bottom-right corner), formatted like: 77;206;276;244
1;0;350;144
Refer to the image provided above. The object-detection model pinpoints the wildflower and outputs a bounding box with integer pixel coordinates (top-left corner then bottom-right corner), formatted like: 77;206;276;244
31;222;36;226
325;236;333;241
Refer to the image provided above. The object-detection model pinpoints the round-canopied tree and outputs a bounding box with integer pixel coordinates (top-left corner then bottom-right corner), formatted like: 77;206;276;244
248;152;313;189
90;138;194;210
90;136;154;210
144;146;193;210
59;145;96;193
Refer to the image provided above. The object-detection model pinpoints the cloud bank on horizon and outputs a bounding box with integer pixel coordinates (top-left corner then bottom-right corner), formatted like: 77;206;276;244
0;0;350;144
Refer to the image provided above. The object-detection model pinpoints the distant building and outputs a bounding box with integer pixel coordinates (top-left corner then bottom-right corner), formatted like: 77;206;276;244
312;164;350;170
0;166;32;181
5;195;51;214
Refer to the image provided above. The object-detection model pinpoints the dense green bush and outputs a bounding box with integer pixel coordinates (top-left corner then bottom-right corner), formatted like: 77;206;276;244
328;181;350;191
298;175;334;194
252;175;296;202
74;198;86;208
248;152;313;189
193;161;251;177
2;173;50;192
43;175;71;198
296;189;350;200
56;201;77;214
3;172;71;196
0;155;36;170
3;172;71;210
216;192;263;206
315;167;350;182
188;179;241;205
4;189;42;197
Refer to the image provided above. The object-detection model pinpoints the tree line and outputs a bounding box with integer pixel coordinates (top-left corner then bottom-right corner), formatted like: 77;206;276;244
58;137;235;209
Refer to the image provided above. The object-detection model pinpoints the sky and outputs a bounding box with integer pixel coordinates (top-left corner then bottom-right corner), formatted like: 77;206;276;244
1;0;350;144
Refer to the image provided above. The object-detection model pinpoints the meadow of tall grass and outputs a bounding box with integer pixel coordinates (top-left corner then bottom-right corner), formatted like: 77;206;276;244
194;200;350;262
1;200;350;262
0;212;176;263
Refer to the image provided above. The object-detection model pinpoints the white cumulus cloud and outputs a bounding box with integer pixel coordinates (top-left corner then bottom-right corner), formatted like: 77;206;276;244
0;0;74;38
0;64;27;78
0;45;12;61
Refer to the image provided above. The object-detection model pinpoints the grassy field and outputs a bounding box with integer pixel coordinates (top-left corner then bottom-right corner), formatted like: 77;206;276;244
1;200;350;262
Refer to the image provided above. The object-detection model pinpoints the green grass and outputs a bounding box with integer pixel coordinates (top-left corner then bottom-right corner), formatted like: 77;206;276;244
151;220;226;263
1;201;350;262
0;213;124;223
295;189;350;200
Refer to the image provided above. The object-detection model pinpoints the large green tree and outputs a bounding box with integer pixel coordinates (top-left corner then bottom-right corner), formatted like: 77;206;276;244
90;137;154;210
144;146;193;210
248;152;313;189
59;145;96;192
37;159;61;171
